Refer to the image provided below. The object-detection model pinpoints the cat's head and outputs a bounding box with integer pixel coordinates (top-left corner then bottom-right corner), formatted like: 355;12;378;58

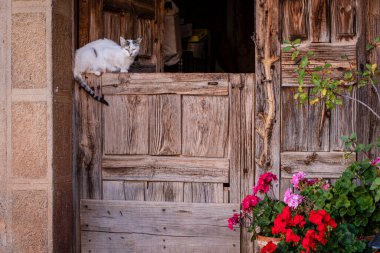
120;37;142;57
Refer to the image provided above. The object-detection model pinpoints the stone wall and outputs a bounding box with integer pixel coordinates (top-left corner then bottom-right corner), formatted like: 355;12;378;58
0;0;74;252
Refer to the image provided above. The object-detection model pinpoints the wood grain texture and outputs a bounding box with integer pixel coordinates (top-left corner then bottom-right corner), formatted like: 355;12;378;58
281;88;308;151
281;152;355;178
191;183;224;203
103;11;121;43
103;95;149;155
76;75;103;199
310;0;330;42
81;199;240;239
103;181;125;200
145;182;165;201
102;155;229;183
163;182;184;202
282;44;357;86
182;96;229;157
101;73;229;95
149;95;181;155
282;0;308;41
124;181;145;201
229;74;241;204
78;0;90;47
103;0;155;19
331;0;356;41
82;230;239;253
255;0;281;199
307;98;330;151
89;0;103;41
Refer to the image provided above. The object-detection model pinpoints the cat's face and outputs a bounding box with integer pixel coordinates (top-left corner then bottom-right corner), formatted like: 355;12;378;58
120;37;142;57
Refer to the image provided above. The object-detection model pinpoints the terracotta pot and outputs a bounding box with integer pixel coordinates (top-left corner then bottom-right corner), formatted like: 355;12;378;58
256;235;281;250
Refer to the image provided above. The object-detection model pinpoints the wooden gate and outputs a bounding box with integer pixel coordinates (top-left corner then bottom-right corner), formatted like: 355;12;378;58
76;73;255;252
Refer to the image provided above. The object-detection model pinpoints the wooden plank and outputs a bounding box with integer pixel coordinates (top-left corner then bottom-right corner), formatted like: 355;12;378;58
191;183;224;203
81;199;240;238
145;182;165;201
89;0;103;41
281;152;355;178
101;73;229;96
240;74;255;253
281;87;308;151
78;0;90;47
307;98;330;151
310;0;330;42
154;0;165;72
103;95;149;155
102;155;230;183
82;231;239;253
282;44;357;86
149;95;181;155
331;0;356;41
255;0;281;198
103;181;125;200
135;19;153;57
103;11;121;43
182;96;229;157
124;181;145;201
76;75;103;199
103;0;155;19
282;0;308;41
330;95;355;151
183;183;192;203
163;182;184;202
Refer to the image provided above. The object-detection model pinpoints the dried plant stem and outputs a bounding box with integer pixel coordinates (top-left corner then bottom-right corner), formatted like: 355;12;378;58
337;93;380;121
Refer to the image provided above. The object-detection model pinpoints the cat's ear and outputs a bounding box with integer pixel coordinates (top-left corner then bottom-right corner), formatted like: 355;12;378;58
120;37;126;46
135;37;143;44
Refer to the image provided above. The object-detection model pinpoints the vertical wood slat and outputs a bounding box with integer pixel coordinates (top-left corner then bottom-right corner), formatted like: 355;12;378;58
103;95;149;155
240;74;255;253
307;99;330;151
103;11;121;43
357;0;380;158
281;88;308;151
103;181;125;200
282;0;308;41
331;0;357;41
149;95;181;155
163;182;184;202
182;96;229;158
77;75;103;199
255;0;281;198
124;181;145;201
229;74;241;204
154;0;165;71
310;0;330;42
78;0;90;47
191;183;224;203
89;0;104;41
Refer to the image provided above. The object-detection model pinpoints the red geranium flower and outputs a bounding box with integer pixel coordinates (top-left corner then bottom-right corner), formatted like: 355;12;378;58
241;194;261;211
260;241;277;253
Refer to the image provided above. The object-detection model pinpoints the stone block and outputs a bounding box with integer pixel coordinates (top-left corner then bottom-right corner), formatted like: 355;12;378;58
11;190;48;253
11;12;46;89
12;102;47;178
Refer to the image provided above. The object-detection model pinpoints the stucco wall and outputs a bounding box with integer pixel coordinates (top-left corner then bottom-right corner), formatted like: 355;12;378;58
0;0;74;252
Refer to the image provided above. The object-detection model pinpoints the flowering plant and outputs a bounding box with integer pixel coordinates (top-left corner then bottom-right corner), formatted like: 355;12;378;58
228;172;285;240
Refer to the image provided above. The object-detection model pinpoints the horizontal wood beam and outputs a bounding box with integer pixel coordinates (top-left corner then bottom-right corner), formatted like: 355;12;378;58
281;152;355;178
103;0;155;19
81;199;240;239
99;73;229;95
102;155;230;183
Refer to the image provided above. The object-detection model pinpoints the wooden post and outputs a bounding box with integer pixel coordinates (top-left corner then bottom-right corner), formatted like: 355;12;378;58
254;0;281;197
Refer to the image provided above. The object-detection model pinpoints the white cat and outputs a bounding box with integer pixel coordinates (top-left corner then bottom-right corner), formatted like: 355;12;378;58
73;37;142;105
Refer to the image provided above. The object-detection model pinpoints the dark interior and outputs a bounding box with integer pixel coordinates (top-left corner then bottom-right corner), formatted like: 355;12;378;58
166;0;255;73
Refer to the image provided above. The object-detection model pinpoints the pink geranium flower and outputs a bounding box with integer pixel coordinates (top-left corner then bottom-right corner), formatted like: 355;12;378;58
370;157;380;169
284;188;303;209
291;172;306;189
227;213;240;230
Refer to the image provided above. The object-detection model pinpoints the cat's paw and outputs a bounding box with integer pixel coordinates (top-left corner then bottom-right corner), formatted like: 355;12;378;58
120;69;128;73
111;67;121;73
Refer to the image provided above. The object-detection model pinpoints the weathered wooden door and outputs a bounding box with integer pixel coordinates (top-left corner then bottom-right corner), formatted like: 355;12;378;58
76;73;254;252
254;0;364;199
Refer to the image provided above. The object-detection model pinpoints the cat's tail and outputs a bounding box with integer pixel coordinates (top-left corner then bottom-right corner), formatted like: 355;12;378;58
73;72;109;106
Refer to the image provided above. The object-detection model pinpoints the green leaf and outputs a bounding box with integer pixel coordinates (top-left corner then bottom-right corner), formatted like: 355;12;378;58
283;46;292;52
314;66;323;71
291;50;300;61
283;39;291;45
375;36;380;43
324;63;332;68
366;44;375;51
300;56;309;68
344;72;353;80
292;38;301;45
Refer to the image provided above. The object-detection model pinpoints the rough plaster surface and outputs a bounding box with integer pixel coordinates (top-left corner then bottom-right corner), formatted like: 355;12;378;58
11;190;48;253
11;102;47;178
11;12;46;89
